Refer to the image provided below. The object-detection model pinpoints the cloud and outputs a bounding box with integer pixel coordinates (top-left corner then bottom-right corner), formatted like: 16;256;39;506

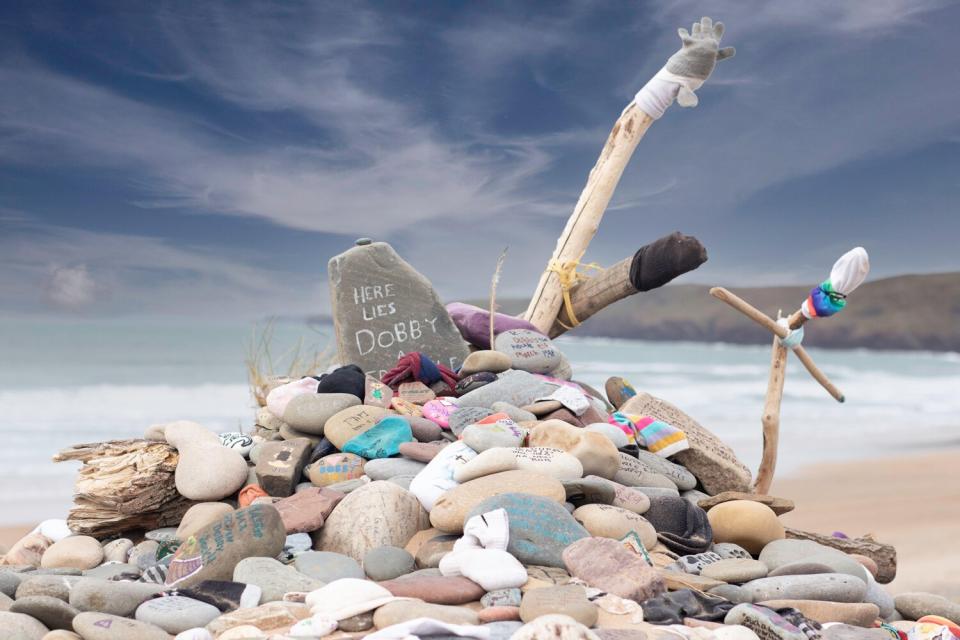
47;265;97;307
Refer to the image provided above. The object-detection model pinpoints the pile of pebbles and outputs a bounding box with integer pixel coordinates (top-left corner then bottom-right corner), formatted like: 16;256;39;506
1;330;957;640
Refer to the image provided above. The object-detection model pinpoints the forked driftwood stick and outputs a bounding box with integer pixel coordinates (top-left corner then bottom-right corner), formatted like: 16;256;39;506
754;313;787;495
785;527;897;584
525;103;654;333
548;232;708;338
709;287;845;402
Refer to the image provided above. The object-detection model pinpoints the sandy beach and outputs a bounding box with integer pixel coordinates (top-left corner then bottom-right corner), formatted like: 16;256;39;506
3;448;957;600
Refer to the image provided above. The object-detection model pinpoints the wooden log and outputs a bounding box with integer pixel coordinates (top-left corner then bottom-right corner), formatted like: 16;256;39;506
524;102;654;333
548;258;631;338
754;319;787;495
785;527;898;584
709;287;845;403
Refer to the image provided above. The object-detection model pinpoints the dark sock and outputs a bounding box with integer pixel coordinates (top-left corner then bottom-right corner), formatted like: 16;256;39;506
630;232;707;292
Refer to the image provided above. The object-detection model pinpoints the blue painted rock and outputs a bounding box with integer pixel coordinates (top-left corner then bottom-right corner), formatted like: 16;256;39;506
342;416;413;459
467;493;589;567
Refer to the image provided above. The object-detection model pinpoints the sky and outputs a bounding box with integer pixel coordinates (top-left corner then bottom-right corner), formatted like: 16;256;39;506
1;0;959;319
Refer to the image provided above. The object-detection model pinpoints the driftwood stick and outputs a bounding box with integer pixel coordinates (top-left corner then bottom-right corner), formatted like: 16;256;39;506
754;314;787;495
709;287;845;403
548;232;708;338
525;103;654;333
785;527;897;584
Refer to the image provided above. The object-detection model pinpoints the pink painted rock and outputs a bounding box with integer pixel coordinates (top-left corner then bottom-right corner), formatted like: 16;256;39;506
422;398;459;428
379;574;485;605
478;606;521;623
562;537;665;603
274;487;345;534
398;441;448;463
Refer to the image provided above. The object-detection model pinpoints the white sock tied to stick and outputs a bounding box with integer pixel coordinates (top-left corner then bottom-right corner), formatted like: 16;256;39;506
633;16;735;120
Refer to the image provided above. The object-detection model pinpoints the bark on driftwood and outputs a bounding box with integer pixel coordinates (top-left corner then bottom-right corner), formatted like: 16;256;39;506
54;439;195;537
785;527;897;584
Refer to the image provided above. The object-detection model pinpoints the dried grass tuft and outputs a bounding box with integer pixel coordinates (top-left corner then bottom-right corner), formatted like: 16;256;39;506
245;318;335;407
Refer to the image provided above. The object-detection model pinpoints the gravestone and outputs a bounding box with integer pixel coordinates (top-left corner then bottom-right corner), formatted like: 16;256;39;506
328;240;469;379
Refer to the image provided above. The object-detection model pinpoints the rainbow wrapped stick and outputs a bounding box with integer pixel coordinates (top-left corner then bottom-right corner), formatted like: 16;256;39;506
800;247;870;319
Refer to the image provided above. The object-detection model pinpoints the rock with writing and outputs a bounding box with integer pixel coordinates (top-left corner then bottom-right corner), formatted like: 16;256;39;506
621;393;752;494
256;438;312;497
398;381;436;405
562;537;665;603
315;481;429;561
365;375;394;408
328;241;469;378
323;405;390;450
165;503;286;589
494;329;561;374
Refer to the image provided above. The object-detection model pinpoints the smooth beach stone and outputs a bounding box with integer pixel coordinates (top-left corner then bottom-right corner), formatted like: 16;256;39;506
81;564;138;581
614;459;679;489
467;493;588;567
175;442;249;501
562;477;616;507
205;600;309;635
175;503;234;541
0;611;49;639
456;370;557;410
364;375;393;408
316;481;428;561
72;612;170;640
9;595;77;630
850;554;879;579
164;503;286;589
255;437;313;497
740;574;867;603
293;551;363;582
134;595;220;634
68;578;161;616
725;604;807;640
408;416;444;442
306;452;365;486
325;477;369;493
397;441;447;463
414;534;458;569
584;476;650;514
454;447;582;483
758;599;880;627
894;592;960;622
322;405;390;450
572;504;657;547
702;559;769;583
233;557;323;603
626;450;697;490
483;588;522;608
279;422;322;446
862;572;895;619
398;381;436;405
821;625;891;640
520;584;598;626
390;396;422;418
494;329;561;374
698;491;795;516
328;241;469;378
217;433;253;460
387;474;414;489
460;416;526;452
3;533;52;567
585;423;630;449
274;487;344;534
528;420;620;479
710;584;752;605
708;501;785;555
341;416;413;459
129;540;160;570
40;537;103;571
363;546;415;581
460;350;512;376
421;398;459;428
447;407;495;436
430;470;566;534
281;393;360;435
768;561;835;577
364;457;427;480
605;377;637;410
162;420;221;448
373;599;478;628
0;571;23;597
758;540;869;580
621;393;752;494
491;402;537;423
339;611;375;632
479;606;522;623
379;573;485;604
408;441;479;512
455;372;497;395
144;527;179;543
713;542;753;560
562;536;665;602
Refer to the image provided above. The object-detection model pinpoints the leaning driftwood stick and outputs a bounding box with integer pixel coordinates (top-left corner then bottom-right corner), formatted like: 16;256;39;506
524;103;654;333
754;317;787;495
785;527;897;584
548;231;708;338
709;287;845;403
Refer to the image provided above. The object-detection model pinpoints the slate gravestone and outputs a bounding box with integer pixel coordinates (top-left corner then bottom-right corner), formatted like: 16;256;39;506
328;240;469;379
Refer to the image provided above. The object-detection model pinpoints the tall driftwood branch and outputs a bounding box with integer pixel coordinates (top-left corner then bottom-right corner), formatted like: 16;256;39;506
754;319;787;495
525;103;654;333
785;527;897;584
709;287;845;403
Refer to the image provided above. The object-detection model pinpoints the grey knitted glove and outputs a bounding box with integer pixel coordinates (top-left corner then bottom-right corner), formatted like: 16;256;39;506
634;16;735;118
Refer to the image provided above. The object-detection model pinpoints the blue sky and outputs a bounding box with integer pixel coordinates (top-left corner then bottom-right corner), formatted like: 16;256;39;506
1;1;958;319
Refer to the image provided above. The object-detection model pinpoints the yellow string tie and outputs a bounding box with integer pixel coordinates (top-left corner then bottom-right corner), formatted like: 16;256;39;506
546;259;604;330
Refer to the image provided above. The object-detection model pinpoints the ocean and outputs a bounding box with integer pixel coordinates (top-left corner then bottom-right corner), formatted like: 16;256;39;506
2;316;958;525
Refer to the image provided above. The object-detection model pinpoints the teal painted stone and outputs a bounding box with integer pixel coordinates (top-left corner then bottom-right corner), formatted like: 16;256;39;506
342;416;413;459
467;493;588;568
